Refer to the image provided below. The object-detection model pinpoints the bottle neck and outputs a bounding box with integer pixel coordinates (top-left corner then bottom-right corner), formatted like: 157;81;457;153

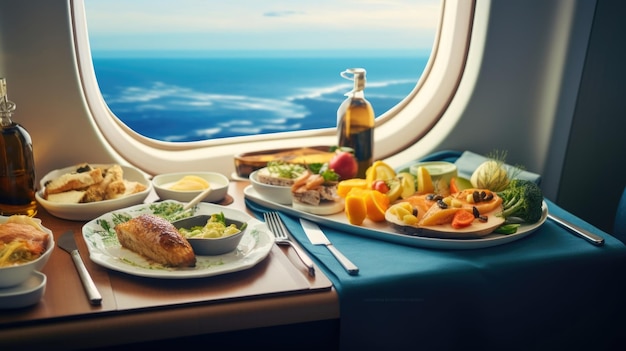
1;112;13;128
0;78;16;127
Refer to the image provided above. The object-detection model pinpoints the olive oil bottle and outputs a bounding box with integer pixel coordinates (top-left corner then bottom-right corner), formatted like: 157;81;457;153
0;78;37;216
337;68;375;178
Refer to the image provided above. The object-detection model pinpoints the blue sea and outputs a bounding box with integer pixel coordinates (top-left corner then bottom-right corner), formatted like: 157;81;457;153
92;56;429;142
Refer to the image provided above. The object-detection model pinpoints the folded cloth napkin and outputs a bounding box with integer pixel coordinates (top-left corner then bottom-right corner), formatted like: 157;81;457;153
394;149;541;185
454;150;542;184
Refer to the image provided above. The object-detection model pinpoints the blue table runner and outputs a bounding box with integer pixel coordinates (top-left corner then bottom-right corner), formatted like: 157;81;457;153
245;150;626;350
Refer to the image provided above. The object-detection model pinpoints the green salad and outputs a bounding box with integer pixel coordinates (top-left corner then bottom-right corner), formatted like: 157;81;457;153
178;212;246;239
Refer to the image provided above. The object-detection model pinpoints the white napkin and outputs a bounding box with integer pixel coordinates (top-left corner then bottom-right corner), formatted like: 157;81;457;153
454;150;541;185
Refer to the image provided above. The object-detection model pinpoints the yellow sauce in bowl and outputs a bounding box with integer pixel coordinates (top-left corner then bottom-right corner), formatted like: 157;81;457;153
168;175;210;191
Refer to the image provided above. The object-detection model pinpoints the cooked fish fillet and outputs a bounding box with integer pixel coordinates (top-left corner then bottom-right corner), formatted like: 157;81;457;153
114;214;196;267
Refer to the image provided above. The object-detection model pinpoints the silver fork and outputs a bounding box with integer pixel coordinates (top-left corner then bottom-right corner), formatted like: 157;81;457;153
264;212;315;277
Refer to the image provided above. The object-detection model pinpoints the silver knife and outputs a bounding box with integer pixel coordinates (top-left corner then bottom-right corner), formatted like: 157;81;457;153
58;230;103;305
547;213;604;246
299;219;359;275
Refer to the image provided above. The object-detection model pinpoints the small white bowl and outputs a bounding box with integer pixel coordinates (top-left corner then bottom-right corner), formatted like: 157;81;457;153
152;172;229;203
172;214;247;256
36;164;152;221
249;170;293;205
0;217;54;288
0;271;46;309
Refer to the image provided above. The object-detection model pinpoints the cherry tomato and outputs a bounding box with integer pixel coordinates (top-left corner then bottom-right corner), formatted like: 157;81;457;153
371;180;390;194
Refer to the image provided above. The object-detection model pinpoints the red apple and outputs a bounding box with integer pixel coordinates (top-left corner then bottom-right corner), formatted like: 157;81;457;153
329;151;358;180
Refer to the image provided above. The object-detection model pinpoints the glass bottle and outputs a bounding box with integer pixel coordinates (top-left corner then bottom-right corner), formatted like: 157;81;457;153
337;68;375;178
0;78;37;216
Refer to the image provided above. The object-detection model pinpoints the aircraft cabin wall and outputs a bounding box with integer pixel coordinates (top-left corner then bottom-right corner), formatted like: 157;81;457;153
0;0;624;233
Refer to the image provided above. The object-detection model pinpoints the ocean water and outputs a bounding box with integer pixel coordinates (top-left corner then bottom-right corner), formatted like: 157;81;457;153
92;56;428;142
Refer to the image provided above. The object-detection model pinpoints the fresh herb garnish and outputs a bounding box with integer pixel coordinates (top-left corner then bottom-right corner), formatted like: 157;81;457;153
267;161;307;179
308;162;339;182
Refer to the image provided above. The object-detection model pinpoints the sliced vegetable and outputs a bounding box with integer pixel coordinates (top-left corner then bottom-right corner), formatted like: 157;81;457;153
449;177;459;194
451;210;475;229
450;177;474;194
493;223;521;235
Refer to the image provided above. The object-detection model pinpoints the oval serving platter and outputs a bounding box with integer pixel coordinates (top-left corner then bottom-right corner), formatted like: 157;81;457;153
244;185;548;250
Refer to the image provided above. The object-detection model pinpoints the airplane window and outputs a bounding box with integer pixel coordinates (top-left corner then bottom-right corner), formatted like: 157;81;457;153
82;0;441;142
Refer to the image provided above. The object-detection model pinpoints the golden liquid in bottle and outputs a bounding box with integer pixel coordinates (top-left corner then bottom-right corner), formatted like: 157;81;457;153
0;123;37;216
338;98;374;178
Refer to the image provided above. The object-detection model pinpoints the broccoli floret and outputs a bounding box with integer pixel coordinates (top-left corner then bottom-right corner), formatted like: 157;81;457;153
497;179;544;223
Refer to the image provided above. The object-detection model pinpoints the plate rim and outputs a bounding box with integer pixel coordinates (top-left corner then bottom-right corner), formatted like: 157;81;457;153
81;200;273;279
244;185;547;250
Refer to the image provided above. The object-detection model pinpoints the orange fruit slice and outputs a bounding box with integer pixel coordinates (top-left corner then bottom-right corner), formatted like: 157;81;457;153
364;189;390;222
345;191;368;225
337;178;368;198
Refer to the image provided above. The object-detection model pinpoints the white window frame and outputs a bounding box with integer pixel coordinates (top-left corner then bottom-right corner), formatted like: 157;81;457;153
71;0;474;176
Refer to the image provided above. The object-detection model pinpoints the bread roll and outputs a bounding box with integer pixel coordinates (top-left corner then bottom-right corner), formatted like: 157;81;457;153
82;164;124;202
45;164;104;195
114;214;196;267
46;190;86;204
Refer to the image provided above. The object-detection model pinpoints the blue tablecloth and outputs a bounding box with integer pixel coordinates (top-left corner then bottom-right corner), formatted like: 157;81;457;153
245;150;626;350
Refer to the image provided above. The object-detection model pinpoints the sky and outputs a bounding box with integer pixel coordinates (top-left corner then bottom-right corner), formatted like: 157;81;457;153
84;0;440;53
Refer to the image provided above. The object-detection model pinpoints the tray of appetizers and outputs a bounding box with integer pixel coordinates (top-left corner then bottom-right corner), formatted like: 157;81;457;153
244;186;547;250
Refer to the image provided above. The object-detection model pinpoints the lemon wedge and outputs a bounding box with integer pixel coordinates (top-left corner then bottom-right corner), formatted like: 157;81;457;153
416;166;434;193
398;172;416;199
365;161;396;185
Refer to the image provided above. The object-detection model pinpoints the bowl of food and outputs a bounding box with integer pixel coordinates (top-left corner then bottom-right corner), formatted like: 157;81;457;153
0;215;54;288
36;163;152;221
248;162;307;205
172;213;247;255
152;172;229;204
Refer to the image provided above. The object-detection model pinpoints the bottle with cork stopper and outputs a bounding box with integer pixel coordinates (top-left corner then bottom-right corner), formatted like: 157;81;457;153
336;68;375;178
0;78;37;216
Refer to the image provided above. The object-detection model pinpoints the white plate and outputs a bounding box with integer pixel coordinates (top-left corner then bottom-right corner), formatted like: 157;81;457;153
36;164;152;221
81;200;273;279
244;185;548;250
0;271;46;309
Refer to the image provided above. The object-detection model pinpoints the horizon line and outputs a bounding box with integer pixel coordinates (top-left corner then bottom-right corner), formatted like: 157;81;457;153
90;48;432;59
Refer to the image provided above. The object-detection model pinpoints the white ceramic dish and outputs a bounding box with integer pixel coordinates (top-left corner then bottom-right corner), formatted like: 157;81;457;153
244;185;548;250
36;164;152;221
248;170;293;205
82;200;273;279
0;271;46;309
0;216;54;288
152;172;229;203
